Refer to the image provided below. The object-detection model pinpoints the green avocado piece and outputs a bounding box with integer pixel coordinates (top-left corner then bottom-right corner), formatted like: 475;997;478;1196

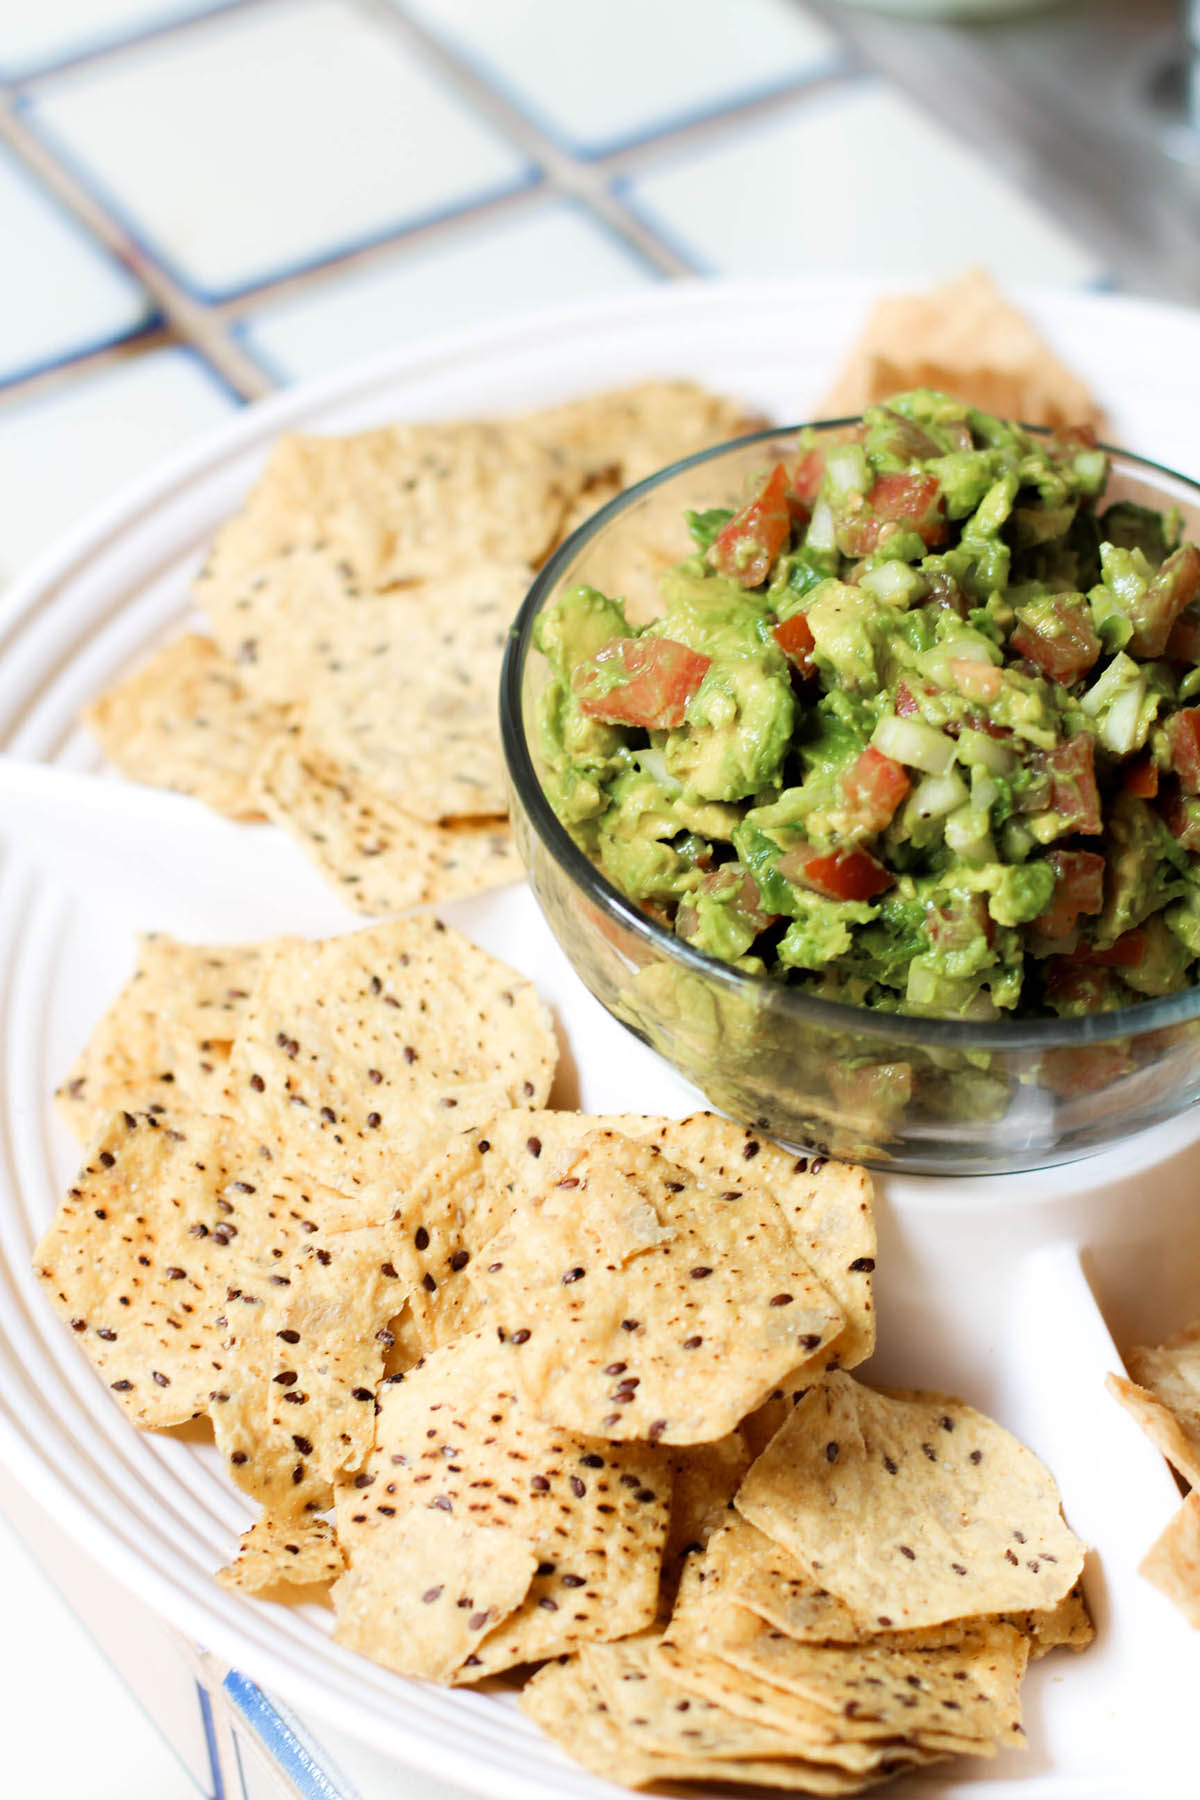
664;653;794;804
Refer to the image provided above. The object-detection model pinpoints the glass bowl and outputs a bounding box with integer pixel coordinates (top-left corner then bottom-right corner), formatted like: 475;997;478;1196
499;424;1200;1175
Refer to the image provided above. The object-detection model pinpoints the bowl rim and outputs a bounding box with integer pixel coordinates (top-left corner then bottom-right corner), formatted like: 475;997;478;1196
499;420;1200;1054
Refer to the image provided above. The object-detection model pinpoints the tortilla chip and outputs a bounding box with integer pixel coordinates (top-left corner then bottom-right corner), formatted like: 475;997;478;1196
704;1514;1091;1661
333;1508;536;1682
217;1512;345;1593
225;917;556;1191
1140;1492;1200;1628
253;740;520;917
198;420;584;602
526;380;768;490
661;1432;753;1605
736;1372;1085;1630
297;563;529;822
473;1128;843;1444
520;1655;901;1794
580;1630;938;1781
84;633;291;821
1107;1321;1200;1489
640;1118;876;1373
669;1575;1028;1753
55;935;279;1143
34;1109;347;1431
332;1330;667;1681
821;268;1101;430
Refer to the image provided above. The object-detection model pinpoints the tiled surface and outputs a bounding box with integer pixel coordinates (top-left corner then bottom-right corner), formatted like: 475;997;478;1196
398;0;843;156
623;80;1106;287
26;0;536;299
0;347;234;579
0;137;153;383
0;0;1110;582
0;2;1122;1794
243;198;657;382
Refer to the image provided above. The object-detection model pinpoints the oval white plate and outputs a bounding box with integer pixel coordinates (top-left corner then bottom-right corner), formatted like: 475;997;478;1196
3;278;1200;1798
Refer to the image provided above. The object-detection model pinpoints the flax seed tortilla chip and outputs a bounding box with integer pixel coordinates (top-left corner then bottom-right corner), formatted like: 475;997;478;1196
521;1656;908;1794
225;917;556;1192
668;1569;1029;1754
217;1512;345;1593
661;1431;753;1604
736;1372;1086;1631
56;935;281;1144
579;1631;932;1781
1140;1491;1200;1629
201;545;371;703
253;739;521;916
821;268;1101;431
34;1109;347;1430
1107;1320;1200;1488
332;1330;668;1681
210;1223;409;1520
641;1119;877;1373
705;1514;1092;1660
473;1128;843;1445
527;381;769;490
198;419;584;599
296;562;529;822
333;1508;537;1683
83;634;291;821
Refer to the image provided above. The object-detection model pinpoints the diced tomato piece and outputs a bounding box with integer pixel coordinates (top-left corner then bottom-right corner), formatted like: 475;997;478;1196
1124;753;1159;799
1029;736;1102;835
777;845;895;902
708;462;791;589
1132;543;1200;657
837;473;947;557
1163;786;1200;852
574;636;711;729
1078;929;1147;969
1033;850;1106;941
926;891;993;953
1167;707;1200;794
1043;959;1117;1015
1010;599;1101;685
948;659;1002;703
828;1059;914;1122
895;682;920;718
773;611;816;676
790;449;825;508
1041;1044;1134;1099
1166;611;1200;665
841;747;909;834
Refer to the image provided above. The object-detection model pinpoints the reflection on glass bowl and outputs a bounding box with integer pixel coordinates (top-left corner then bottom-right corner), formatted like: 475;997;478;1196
499;425;1200;1175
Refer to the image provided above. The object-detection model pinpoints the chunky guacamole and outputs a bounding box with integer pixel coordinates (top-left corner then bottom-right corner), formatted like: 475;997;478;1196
535;389;1200;1026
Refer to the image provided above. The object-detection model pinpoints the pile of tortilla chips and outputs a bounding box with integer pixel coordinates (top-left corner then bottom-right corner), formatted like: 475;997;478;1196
1109;1322;1200;1627
39;920;1090;1792
83;381;762;915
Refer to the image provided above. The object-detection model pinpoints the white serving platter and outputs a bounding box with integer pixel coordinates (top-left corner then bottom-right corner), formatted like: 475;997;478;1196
2;277;1199;1799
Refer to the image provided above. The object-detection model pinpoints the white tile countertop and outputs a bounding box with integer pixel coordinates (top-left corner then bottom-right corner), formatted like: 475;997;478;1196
0;0;1127;1793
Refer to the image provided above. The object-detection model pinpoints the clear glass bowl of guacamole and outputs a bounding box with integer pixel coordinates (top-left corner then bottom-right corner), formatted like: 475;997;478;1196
499;395;1200;1174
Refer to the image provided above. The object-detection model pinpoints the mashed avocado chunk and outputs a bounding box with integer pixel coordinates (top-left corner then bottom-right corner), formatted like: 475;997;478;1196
536;390;1200;1024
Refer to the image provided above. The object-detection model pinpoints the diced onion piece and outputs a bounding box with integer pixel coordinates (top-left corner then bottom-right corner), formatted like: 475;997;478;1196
634;747;681;793
955;728;1016;776
859;561;926;608
970;769;1000;814
871;713;956;775
910;771;969;819
1003;819;1036;861
1098;680;1148;755
825;443;870;500
944;805;996;862
807;497;837;554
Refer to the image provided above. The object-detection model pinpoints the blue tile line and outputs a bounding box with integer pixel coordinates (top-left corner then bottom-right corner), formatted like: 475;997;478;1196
393;3;853;162
0;0;259;85
196;1681;228;1800
14;92;545;307
222;1671;356;1800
